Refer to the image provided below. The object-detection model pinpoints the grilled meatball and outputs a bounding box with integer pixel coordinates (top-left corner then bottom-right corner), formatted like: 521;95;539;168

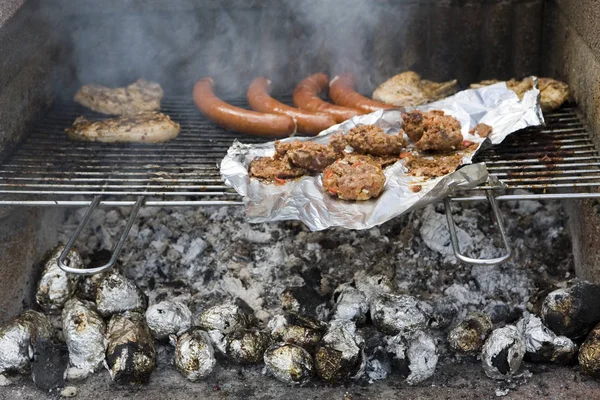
345;125;406;156
322;158;386;201
249;156;308;181
402;110;463;152
274;140;341;172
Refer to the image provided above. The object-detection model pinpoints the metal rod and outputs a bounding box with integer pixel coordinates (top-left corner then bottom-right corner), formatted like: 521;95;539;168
58;196;144;275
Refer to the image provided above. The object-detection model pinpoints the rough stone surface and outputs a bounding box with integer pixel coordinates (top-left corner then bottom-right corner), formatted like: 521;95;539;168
543;0;600;283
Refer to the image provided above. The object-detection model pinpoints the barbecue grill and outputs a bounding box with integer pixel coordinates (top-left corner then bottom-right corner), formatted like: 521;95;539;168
0;96;593;272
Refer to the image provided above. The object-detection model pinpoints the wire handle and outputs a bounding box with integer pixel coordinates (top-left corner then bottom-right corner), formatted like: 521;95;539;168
58;195;144;275
444;190;512;266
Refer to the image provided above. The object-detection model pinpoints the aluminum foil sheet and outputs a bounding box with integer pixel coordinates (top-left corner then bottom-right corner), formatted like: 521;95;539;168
370;293;430;335
331;283;369;323
516;312;577;364
481;325;525;380
264;343;314;385
96;271;148;318
0;311;53;375
145;300;192;340
226;329;271;364
62;298;107;378
315;320;365;382
221;82;543;230
36;245;83;314
405;330;438;385
174;328;216;381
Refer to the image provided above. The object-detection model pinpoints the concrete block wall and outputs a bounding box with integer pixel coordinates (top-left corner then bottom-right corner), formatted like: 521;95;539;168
543;0;600;283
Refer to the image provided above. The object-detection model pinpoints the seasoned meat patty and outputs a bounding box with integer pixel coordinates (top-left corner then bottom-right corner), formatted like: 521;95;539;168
469;123;492;138
343;153;400;169
405;153;463;178
329;132;348;153
344;125;406;156
470;77;570;112
322;158;386;201
249;156;308;181
65;112;180;143
74;79;163;115
402;110;463;152
274;140;341;172
372;71;458;107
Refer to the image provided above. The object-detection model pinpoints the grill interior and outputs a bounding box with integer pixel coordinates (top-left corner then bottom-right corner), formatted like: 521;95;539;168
0;98;597;206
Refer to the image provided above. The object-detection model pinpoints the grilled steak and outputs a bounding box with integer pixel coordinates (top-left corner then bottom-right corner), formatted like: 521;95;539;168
372;71;458;107
74;79;163;115
65;112;180;143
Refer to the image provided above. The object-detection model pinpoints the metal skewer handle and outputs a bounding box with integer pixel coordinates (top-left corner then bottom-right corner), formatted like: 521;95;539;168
444;190;512;266
58;195;144;275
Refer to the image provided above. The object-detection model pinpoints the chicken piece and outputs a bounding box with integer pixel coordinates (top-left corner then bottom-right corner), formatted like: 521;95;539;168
65;112;180;143
274;140;341;172
405;153;463;178
345;125;406;156
343;153;400;169
372;71;458;107
74;79;163;115
470;77;570;112
402;110;463;152
322;158;386;201
249;156;308;181
469;123;492;138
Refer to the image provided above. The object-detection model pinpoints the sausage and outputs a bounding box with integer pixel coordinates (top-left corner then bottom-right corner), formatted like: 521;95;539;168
329;73;396;113
247;77;337;136
292;73;364;123
193;77;296;137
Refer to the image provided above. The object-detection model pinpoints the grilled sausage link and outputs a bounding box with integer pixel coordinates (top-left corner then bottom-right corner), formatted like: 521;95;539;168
247;77;337;136
193;77;296;137
330;73;396;113
293;73;363;123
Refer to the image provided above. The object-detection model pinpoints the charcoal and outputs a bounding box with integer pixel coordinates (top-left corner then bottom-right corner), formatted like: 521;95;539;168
516;312;576;364
370;293;429;335
268;313;326;351
105;312;156;385
264;343;314;385
448;312;493;354
430;297;459;329
96;271;148;318
481;325;525;380
579;322;600;379
225;329;271;364
30;337;68;391
484;301;511;324
145;300;192;340
314;320;364;382
173;327;216;381
541;280;600;339
331;283;369;324
36;245;83;314
280;285;329;320
0;311;53;375
62;298;106;378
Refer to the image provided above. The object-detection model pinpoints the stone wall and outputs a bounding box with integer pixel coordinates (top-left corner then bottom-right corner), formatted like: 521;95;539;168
543;0;600;283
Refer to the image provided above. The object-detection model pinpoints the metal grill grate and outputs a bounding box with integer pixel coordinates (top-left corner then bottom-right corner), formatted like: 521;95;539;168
0;98;598;206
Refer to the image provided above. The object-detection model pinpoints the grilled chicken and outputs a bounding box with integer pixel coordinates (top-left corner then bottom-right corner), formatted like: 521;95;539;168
74;79;163;115
65;112;180;143
372;71;458;107
470;77;570;112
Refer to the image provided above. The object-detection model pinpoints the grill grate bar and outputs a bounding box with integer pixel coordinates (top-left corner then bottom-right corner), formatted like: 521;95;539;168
0;98;597;205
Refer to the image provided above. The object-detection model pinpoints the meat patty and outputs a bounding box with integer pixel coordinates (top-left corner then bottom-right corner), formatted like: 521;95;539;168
343;153;400;169
405;153;463;178
65;112;180;143
372;71;458;107
274;140;341;172
469;123;492;138
248;156;308;181
322;158;386;201
402;110;463;152
74;79;163;115
345;125;406;156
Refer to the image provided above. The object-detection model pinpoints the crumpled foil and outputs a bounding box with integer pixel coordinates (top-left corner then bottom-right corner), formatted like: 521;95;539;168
36;245;83;314
221;82;543;230
0;311;53;374
405;330;438;385
174;327;216;381
264;343;314;385
370;293;430;335
62;298;107;378
516;312;577;364
96;271;148;318
481;325;525;380
145;300;192;340
315;319;365;382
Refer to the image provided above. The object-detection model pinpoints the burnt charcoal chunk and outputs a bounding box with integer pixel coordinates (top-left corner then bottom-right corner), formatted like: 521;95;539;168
31;338;68;391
